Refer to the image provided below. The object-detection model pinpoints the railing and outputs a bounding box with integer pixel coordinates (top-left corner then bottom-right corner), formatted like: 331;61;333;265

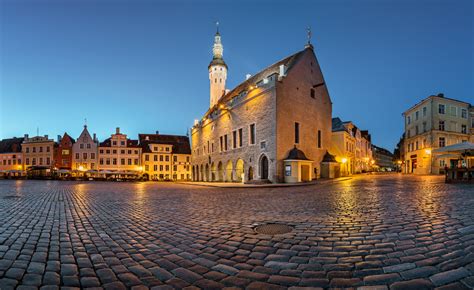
445;168;474;183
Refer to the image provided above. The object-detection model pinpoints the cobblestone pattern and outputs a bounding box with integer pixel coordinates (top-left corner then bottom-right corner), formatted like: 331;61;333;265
0;175;473;289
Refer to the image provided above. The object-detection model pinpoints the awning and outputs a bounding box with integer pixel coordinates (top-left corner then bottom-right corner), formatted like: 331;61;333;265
436;153;462;159
433;142;474;153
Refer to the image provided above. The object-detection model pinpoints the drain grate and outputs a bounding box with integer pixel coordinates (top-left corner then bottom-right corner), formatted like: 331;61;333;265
254;223;293;235
2;196;20;199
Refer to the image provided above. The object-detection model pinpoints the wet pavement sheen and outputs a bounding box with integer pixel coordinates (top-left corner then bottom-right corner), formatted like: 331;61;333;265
0;175;473;289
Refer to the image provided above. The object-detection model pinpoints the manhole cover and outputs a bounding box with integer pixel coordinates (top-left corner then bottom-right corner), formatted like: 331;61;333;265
254;223;293;235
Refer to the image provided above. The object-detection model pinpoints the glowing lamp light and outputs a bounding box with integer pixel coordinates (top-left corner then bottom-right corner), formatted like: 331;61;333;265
371;160;375;165
341;158;348;164
78;165;85;171
425;149;432;155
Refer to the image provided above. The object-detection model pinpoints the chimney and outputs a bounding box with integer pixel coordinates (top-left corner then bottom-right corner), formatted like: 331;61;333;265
438;93;444;98
145;136;149;141
246;74;252;80
24;134;29;140
279;65;286;78
116;127;120;134
57;135;62;142
45;135;48;139
93;133;97;142
155;131;159;135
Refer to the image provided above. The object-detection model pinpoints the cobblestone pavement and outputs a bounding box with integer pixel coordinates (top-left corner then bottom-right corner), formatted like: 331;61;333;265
0;175;473;290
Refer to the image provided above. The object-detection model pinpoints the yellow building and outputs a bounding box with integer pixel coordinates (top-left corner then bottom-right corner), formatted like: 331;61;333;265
139;133;191;181
403;94;471;174
98;128;142;174
0;137;24;175
22;134;55;170
330;118;373;175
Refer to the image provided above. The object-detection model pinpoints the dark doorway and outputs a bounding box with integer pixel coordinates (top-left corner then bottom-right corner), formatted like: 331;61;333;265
248;167;254;181
260;155;269;179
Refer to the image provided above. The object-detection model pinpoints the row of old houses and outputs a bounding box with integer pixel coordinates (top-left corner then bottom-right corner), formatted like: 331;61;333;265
1;28;395;183
0;126;191;180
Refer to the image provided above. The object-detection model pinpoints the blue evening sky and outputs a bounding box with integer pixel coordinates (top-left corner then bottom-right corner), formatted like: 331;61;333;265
1;0;472;151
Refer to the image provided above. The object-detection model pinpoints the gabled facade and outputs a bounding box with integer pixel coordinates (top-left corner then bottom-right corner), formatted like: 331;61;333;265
330;118;373;175
98;127;142;172
139;133;191;181
191;32;332;183
72;125;98;171
54;133;75;170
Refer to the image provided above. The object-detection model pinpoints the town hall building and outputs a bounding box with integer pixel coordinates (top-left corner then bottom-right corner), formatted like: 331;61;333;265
191;28;333;183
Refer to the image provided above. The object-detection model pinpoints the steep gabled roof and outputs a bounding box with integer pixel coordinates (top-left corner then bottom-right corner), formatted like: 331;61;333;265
203;47;310;118
139;134;191;155
0;137;24;153
332;117;347;132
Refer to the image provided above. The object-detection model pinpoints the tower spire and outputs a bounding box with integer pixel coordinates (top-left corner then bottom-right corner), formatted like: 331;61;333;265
208;22;228;108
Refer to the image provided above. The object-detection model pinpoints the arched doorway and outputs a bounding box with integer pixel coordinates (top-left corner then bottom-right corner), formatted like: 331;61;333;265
217;162;223;181
205;164;210;181
260;155;269;180
211;163;216;181
200;165;204;181
225;160;233;182
196;166;200;181
235;159;244;182
248;166;254;181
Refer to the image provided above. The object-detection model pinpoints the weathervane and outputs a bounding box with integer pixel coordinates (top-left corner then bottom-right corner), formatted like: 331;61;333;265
307;26;312;44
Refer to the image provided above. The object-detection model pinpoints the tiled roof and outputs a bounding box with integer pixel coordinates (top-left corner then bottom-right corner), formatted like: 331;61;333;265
139;134;191;155
332;117;347;132
203;47;310;118
0;137;24;154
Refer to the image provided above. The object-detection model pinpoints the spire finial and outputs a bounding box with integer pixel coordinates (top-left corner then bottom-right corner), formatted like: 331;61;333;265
305;26;314;49
84;118;87;128
307;26;312;44
216;21;219;34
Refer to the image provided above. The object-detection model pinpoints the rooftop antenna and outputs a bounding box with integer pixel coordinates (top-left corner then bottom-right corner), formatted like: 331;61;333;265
37;127;39;136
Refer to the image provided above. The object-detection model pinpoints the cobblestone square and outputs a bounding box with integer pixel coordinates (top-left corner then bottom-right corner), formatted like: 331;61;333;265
0;175;473;289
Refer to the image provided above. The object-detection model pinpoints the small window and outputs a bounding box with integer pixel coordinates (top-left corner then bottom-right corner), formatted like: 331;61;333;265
295;122;300;144
439;137;446;147
260;141;266;150
317;130;321;148
249;124;256;145
233;131;237;149
439;121;445;131
238;128;243;147
439;104;445;114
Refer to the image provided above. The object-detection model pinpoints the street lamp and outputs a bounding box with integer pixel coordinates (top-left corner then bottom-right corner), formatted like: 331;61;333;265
341;158;348;176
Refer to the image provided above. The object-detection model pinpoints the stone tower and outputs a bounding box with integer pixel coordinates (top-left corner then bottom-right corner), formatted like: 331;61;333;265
208;23;227;108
